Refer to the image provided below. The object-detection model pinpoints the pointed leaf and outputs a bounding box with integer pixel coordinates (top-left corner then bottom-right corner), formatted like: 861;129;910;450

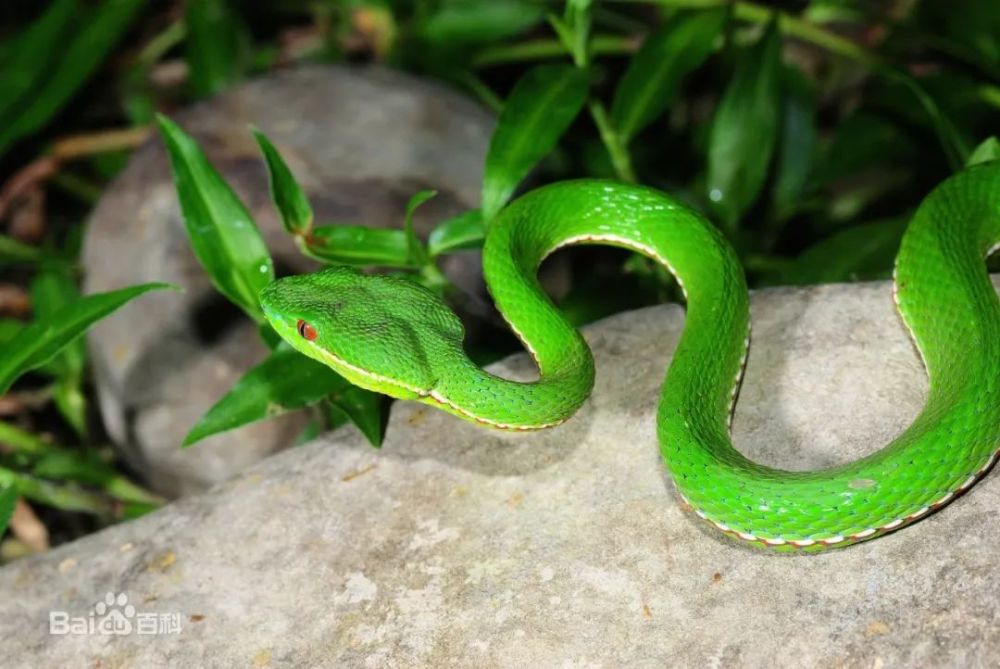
482;64;589;222
157;114;274;321
253;128;314;235
184;344;352;446
428;209;485;256
31;267;86;377
771;66;817;221
420;0;544;46
327;387;388;448
967;137;1000;167
0;235;43;264
31;266;88;435
0;283;175;395
706;20;783;229
611;10;726;143
184;0;251;97
301;225;414;268
0;483;15;538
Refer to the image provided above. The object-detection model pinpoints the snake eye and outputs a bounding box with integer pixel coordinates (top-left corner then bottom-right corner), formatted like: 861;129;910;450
296;319;318;341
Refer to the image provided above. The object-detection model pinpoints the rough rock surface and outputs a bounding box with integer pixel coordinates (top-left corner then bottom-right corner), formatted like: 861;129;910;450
3;279;999;667
82;65;493;496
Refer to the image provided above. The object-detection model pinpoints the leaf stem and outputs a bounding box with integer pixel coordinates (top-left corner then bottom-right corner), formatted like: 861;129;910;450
473;35;635;68
589;100;637;183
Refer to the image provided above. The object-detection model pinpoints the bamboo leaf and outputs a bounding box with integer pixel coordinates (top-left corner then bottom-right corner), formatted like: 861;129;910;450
184;344;352;447
771;66;817;221
0;235;44;265
253;128;314;235
0;283;175;395
482;64;589;222
184;0;251;98
428;210;485;256
0;484;16;538
300;225;414;268
706;19;783;229
967;137;1000;167
157;115;274;321
611;10;726;143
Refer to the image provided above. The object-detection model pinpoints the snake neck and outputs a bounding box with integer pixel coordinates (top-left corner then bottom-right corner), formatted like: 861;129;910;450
424;179;749;434
426;352;594;431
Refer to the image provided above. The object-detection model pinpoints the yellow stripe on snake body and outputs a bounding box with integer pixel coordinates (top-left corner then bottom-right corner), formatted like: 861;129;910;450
260;162;1000;552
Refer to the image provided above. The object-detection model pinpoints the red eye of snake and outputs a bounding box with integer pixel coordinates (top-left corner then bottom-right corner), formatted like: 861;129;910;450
296;319;318;341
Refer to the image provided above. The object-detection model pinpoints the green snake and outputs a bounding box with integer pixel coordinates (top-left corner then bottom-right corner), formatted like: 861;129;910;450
259;162;1000;552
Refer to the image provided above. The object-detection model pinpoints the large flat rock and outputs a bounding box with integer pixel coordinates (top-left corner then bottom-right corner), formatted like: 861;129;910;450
2;278;998;667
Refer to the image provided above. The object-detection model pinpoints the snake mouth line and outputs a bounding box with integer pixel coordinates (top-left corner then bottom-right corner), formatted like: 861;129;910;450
426;390;565;432
679;444;1000;549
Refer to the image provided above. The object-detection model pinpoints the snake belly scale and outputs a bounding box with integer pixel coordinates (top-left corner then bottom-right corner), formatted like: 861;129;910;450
260;162;1000;552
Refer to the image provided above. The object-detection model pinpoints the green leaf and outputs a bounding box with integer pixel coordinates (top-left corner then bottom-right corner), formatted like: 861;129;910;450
0;283;175;395
404;190;436;266
31;267;86;377
31;267;88;435
706;19;783;230
328;387;388;448
0;235;43;265
184;0;251;98
0;320;23;345
0;0;78;123
771;66;817;221
428;209;485;256
611;10;726;143
52;378;88;439
0;468;113;517
776;218;908;285
0;420;54;457
157;115;274;321
966;137;1000;167
300;225;414;268
0;483;15;538
420;0;544;46
30;450;163;506
0;0;144;154
253;128;314;235
482;64;589;222
184;344;352;446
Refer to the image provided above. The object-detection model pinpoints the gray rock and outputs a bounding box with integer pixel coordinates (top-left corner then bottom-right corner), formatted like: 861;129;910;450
82;65;494;496
2;278;999;667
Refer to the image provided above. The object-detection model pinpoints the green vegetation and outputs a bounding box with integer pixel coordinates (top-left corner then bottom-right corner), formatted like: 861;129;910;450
0;0;997;555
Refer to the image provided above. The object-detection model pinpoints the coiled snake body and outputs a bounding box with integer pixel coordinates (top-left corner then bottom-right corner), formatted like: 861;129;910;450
261;161;1000;552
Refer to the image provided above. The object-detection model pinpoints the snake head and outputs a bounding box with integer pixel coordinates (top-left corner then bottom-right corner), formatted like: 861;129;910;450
259;266;465;400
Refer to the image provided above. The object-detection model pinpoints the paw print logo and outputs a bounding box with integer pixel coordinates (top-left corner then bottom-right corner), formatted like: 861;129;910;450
93;592;135;635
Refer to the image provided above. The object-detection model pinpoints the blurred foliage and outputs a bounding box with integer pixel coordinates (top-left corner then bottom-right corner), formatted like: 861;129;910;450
0;0;998;553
